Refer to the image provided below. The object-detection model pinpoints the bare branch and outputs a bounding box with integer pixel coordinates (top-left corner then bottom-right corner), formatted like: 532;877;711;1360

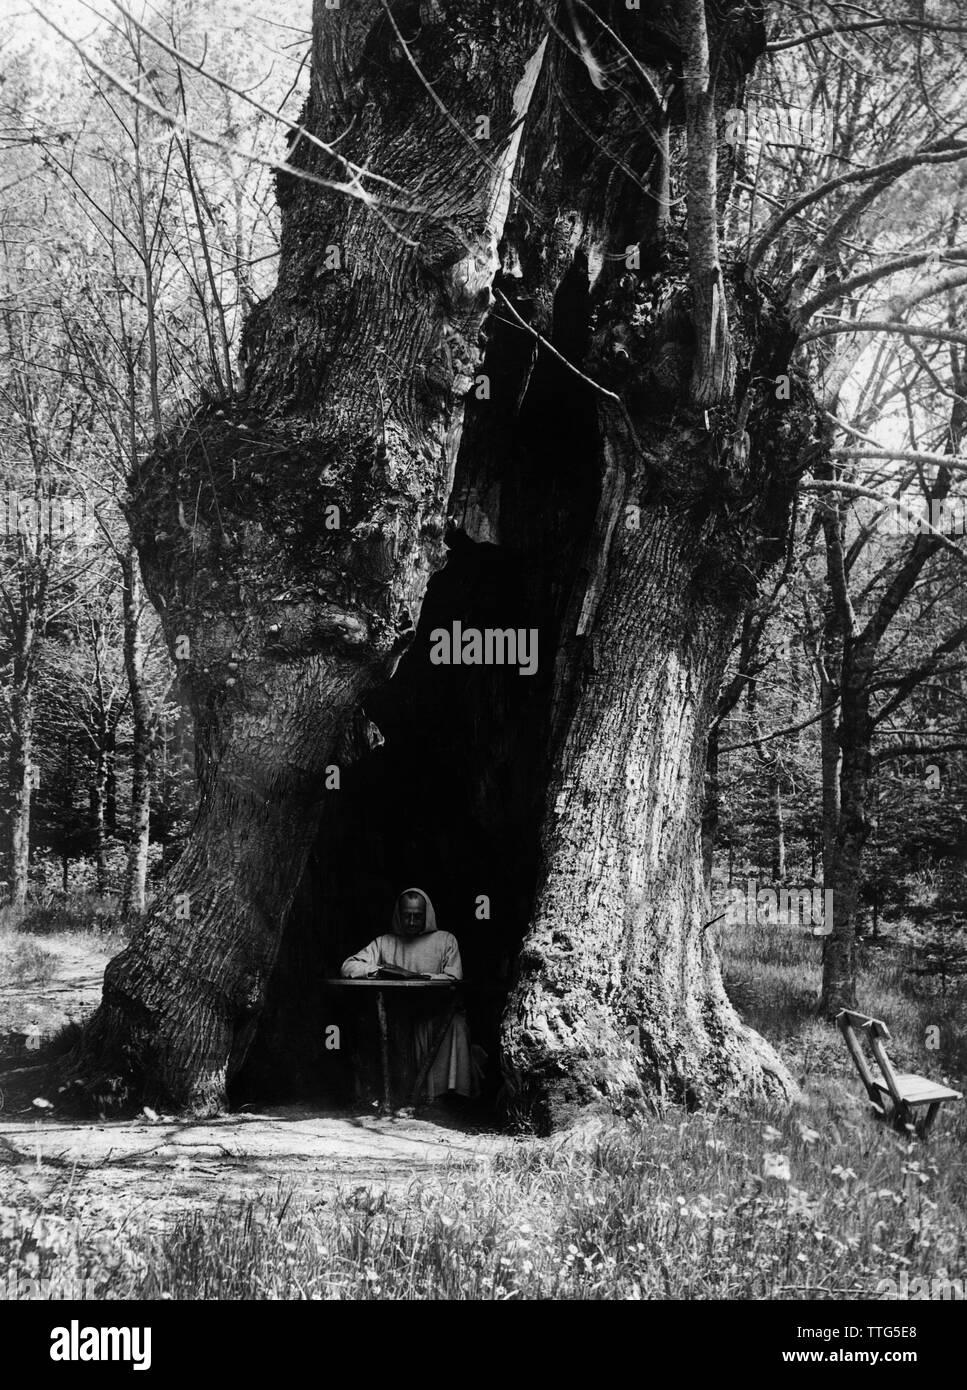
28;3;422;238
767;18;967;54
107;0;405;196
718;702;840;754
800;478;967;568
829;448;967;470
798;249;967;323
802;320;967;349
750;139;967;270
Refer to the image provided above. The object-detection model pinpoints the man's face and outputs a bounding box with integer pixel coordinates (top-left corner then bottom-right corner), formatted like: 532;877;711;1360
400;895;426;937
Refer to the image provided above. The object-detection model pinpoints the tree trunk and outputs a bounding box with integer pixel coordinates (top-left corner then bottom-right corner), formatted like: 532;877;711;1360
60;733;72;897
820;642;872;1016
91;707;109;897
120;547;152;917
502;478;795;1127
771;773;786;884
73;0;817;1123
80;665;365;1111
493;0;811;1125
7;684;33;910
819;376;966;1016
6;582;42;909
819;637;842;889
702;728;720;889
72;0;549;1112
105;724;118;837
814;469;853;1014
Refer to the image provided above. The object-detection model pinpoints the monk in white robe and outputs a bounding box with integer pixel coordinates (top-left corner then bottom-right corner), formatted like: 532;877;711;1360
341;887;480;1102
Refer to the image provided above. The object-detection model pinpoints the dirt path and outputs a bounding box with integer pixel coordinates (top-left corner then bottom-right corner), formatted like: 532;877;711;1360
1;933;517;1222
0;1104;515;1222
0;931;116;1045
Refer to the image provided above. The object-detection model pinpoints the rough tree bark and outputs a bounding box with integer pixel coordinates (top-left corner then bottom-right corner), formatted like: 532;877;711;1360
89;621;112;897
74;0;821;1123
502;505;797;1124
7;648;35;909
72;0;548;1111
819;659;842;890
770;773;786;883
120;545;152;917
499;346;813;1124
4;531;48;910
484;3;817;1126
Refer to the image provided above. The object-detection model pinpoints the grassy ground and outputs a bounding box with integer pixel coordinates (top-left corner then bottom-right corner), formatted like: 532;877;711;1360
1;916;965;1300
0;900;125;1048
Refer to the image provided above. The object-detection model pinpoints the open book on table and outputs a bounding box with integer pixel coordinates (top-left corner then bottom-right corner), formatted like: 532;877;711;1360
371;964;431;981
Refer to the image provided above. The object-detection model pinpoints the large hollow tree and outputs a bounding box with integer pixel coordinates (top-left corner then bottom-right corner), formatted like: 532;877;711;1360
71;0;821;1123
489;0;819;1125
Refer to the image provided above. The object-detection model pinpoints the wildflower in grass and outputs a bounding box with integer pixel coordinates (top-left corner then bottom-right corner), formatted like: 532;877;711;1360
785;1186;817;1219
763;1125;782;1144
797;1124;820;1144
902;1161;931;1186
763;1152;791;1182
0;1207;21;1240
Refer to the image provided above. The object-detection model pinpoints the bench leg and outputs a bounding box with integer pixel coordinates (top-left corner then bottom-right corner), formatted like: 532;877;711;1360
916;1102;941;1137
891;1101;915;1136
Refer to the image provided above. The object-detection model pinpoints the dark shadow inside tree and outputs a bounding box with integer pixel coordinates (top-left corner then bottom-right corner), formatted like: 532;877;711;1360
232;302;602;1113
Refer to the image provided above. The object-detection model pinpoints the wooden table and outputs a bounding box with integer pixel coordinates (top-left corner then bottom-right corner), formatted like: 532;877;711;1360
323;979;459;1112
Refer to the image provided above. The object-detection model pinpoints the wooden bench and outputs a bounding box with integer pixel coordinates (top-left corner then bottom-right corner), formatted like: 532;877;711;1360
837;1009;963;1136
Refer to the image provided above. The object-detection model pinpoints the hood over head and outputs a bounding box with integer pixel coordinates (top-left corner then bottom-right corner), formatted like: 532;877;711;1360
391;886;437;936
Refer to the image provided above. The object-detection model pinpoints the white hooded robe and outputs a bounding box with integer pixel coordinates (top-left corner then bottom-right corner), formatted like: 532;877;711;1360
340;887;479;1101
